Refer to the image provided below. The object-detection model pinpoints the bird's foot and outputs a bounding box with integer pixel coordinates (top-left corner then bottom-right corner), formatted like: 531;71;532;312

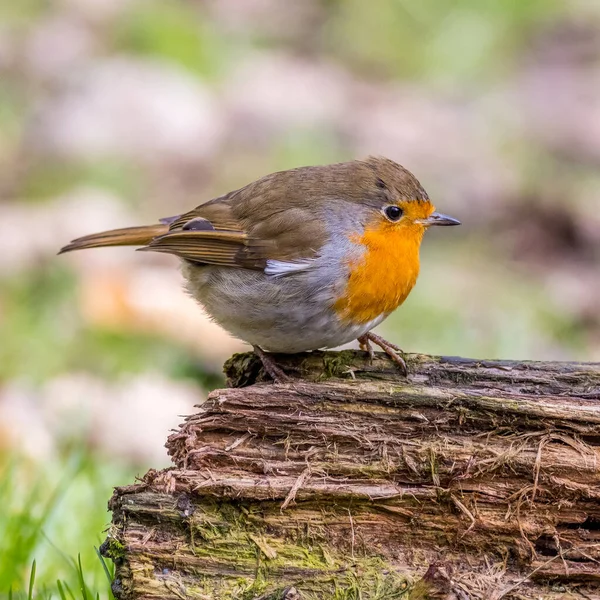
357;332;408;377
252;345;290;383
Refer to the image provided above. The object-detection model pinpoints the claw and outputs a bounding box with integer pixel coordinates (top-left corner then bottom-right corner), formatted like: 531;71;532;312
252;345;290;383
357;332;408;376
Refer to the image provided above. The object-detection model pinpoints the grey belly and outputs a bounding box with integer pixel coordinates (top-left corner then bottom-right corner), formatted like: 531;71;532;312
181;262;382;353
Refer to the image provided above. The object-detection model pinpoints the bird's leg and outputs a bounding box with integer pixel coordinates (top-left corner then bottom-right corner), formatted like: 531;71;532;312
252;345;290;383
357;332;408;376
358;334;375;360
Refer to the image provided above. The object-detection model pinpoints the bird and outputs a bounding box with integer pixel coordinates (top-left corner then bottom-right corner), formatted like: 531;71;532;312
60;156;460;380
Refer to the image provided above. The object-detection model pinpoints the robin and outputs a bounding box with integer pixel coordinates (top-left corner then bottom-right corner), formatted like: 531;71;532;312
60;156;460;380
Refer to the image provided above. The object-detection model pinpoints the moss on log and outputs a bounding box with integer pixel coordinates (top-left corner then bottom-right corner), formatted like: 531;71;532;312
102;351;600;599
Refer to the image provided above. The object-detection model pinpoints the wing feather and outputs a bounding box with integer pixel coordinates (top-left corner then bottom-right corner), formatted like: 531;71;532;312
143;167;338;269
142;230;269;269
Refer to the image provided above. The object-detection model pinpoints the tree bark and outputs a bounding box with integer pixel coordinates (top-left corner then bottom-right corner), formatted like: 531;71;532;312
102;351;600;600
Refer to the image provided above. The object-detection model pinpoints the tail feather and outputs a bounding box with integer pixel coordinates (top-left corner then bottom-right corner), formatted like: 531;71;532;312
58;224;168;254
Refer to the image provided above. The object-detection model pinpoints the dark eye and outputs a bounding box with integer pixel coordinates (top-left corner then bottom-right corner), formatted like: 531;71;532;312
384;205;403;221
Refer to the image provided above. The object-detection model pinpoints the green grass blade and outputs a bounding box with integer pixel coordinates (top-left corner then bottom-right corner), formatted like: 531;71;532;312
56;580;68;600
28;559;37;600
62;581;77;600
76;555;89;600
93;547;112;586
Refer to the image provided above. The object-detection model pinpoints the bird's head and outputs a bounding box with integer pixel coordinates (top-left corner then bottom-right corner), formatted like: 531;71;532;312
362;156;460;236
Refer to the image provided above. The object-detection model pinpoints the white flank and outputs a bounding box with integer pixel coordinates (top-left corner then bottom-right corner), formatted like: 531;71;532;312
264;259;315;277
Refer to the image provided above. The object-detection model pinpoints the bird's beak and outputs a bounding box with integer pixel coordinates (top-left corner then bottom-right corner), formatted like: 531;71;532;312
416;211;461;227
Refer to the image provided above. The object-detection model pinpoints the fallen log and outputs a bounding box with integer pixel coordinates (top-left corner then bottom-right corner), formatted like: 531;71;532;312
102;351;600;599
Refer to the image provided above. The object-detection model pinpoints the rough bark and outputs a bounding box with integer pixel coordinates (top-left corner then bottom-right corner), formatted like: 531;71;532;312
102;351;600;600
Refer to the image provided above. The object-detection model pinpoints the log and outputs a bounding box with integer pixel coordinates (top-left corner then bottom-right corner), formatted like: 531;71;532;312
101;351;600;600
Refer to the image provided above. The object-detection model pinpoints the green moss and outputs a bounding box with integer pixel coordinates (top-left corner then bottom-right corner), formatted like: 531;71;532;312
224;558;411;599
239;573;270;600
224;352;263;387
166;501;418;599
132;552;415;599
321;350;361;379
103;537;126;561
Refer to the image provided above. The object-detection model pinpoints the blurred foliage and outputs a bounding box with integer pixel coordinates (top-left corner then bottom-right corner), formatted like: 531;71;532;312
113;1;231;79
391;239;588;361
0;0;46;25
328;0;566;83
21;161;143;205
0;264;223;385
269;129;351;173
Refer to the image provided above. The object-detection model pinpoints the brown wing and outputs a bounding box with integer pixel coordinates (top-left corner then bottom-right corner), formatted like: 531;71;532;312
142;191;267;269
143;175;329;268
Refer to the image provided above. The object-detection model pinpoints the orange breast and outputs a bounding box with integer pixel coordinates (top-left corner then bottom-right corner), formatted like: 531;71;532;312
334;222;424;324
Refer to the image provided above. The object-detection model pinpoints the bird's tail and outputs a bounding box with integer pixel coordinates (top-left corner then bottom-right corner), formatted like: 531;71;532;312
58;224;168;254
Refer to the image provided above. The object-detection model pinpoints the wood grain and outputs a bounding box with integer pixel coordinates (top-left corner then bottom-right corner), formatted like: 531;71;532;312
103;351;600;599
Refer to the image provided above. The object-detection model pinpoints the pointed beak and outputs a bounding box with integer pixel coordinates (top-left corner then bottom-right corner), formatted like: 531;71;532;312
417;211;461;227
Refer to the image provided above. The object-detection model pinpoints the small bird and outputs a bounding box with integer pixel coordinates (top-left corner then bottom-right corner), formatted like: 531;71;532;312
60;157;460;380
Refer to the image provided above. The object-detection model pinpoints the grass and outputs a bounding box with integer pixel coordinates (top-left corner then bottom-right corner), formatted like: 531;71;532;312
0;448;138;599
6;555;111;600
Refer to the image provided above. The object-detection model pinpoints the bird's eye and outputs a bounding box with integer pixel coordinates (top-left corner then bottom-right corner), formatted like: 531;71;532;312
384;205;403;222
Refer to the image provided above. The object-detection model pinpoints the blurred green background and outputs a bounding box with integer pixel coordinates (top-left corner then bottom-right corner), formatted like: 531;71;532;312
1;0;599;597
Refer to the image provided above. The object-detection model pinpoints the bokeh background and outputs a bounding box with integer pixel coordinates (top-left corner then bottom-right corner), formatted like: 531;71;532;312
1;0;599;595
